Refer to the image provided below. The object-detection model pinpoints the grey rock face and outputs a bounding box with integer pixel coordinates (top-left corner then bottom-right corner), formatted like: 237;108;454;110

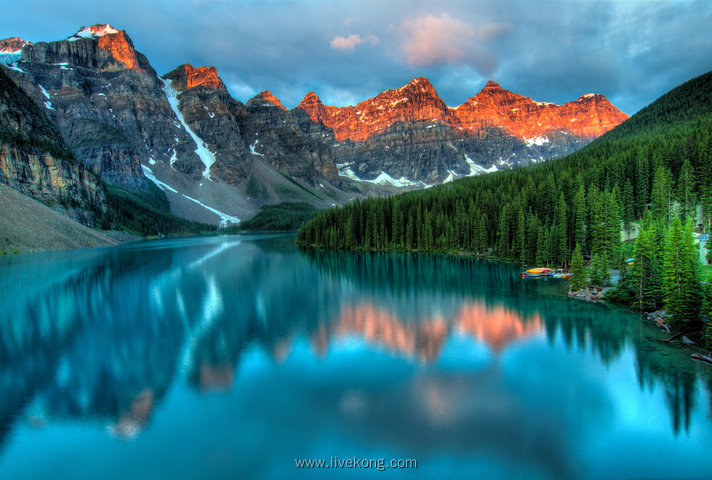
5;28;205;191
0;68;107;226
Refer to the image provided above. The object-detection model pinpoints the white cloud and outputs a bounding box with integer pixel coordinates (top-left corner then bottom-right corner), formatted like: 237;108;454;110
330;33;379;51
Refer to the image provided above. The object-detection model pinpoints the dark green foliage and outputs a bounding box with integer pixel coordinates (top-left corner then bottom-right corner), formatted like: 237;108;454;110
588;253;611;287
663;218;702;325
703;324;712;351
630;218;665;310
227;202;318;232
569;243;587;291
594;69;712;140
276;172;324;201
105;184;215;236
605;261;637;305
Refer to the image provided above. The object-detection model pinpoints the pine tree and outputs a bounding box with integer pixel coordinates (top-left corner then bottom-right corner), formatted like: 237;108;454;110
405;215;414;251
651;166;673;222
569;243;587;291
677;159;696;219
516;207;526;264
622;179;635;240
574;185;587;249
497;205;510;259
554;193;568;267
663;217;702;324
479;214;488;254
536;227;546;266
589;253;610;287
604;189;622;266
631;218;666;311
635;151;650;217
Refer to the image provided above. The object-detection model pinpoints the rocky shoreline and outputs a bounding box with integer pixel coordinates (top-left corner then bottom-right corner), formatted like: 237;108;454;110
568;286;712;363
567;286;613;303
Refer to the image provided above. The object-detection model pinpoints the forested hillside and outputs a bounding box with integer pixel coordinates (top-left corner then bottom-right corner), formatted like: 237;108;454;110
299;71;712;266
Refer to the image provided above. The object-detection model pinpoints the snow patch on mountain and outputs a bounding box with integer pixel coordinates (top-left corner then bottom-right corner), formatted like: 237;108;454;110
141;164;239;226
524;136;549;147
141;165;178;193
37;84;55;110
67;25;120;41
249;138;264;156
338;163;427;188
162;78;216;179
465;154;499;176
179;194;239;227
0;51;22;64
372;171;426;187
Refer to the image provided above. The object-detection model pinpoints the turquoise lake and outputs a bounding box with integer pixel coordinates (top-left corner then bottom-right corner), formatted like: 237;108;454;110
1;234;711;479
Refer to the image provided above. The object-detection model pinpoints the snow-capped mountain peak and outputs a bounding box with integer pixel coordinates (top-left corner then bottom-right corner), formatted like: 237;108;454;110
67;24;121;41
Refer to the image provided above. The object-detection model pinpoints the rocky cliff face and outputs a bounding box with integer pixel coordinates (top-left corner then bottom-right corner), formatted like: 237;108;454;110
297;78;628;184
162;65;339;191
2;25;205;191
0;37;32;53
1;26;348;225
242;90;338;186
297;77;457;143
454;80;628;139
0;68;107;225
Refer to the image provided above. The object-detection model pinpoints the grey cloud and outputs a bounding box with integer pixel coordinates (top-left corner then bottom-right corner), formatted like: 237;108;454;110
1;0;710;113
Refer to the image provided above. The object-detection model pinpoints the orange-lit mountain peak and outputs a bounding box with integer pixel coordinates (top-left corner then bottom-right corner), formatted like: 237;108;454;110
297;78;626;143
397;76;438;95
0;37;32;53
163;63;226;92
454;80;628;139
302;75;456;142
182;64;225;90
297;91;340;127
299;91;322;104
66;25;142;71
465;80;532;106
256;90;287;110
86;24;121;36
457;303;543;353
96;30;142;71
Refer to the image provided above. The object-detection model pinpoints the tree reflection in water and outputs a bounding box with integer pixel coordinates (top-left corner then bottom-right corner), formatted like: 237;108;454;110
0;236;710;462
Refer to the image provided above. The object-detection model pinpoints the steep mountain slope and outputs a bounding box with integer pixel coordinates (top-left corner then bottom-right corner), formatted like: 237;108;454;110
158;64;347;219
162;65;338;190
0;183;117;254
0;67;107;226
1;26;253;224
1;26;352;224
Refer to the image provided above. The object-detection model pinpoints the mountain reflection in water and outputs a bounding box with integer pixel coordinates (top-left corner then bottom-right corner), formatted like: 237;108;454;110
0;235;711;480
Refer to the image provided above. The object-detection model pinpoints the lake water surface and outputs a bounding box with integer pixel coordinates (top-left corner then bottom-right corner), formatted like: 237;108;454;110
1;234;711;479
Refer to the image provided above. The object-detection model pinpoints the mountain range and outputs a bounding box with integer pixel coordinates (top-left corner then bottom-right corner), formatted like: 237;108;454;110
0;24;628;228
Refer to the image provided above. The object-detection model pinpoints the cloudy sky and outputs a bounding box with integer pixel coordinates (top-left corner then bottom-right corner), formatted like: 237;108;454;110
2;0;711;114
